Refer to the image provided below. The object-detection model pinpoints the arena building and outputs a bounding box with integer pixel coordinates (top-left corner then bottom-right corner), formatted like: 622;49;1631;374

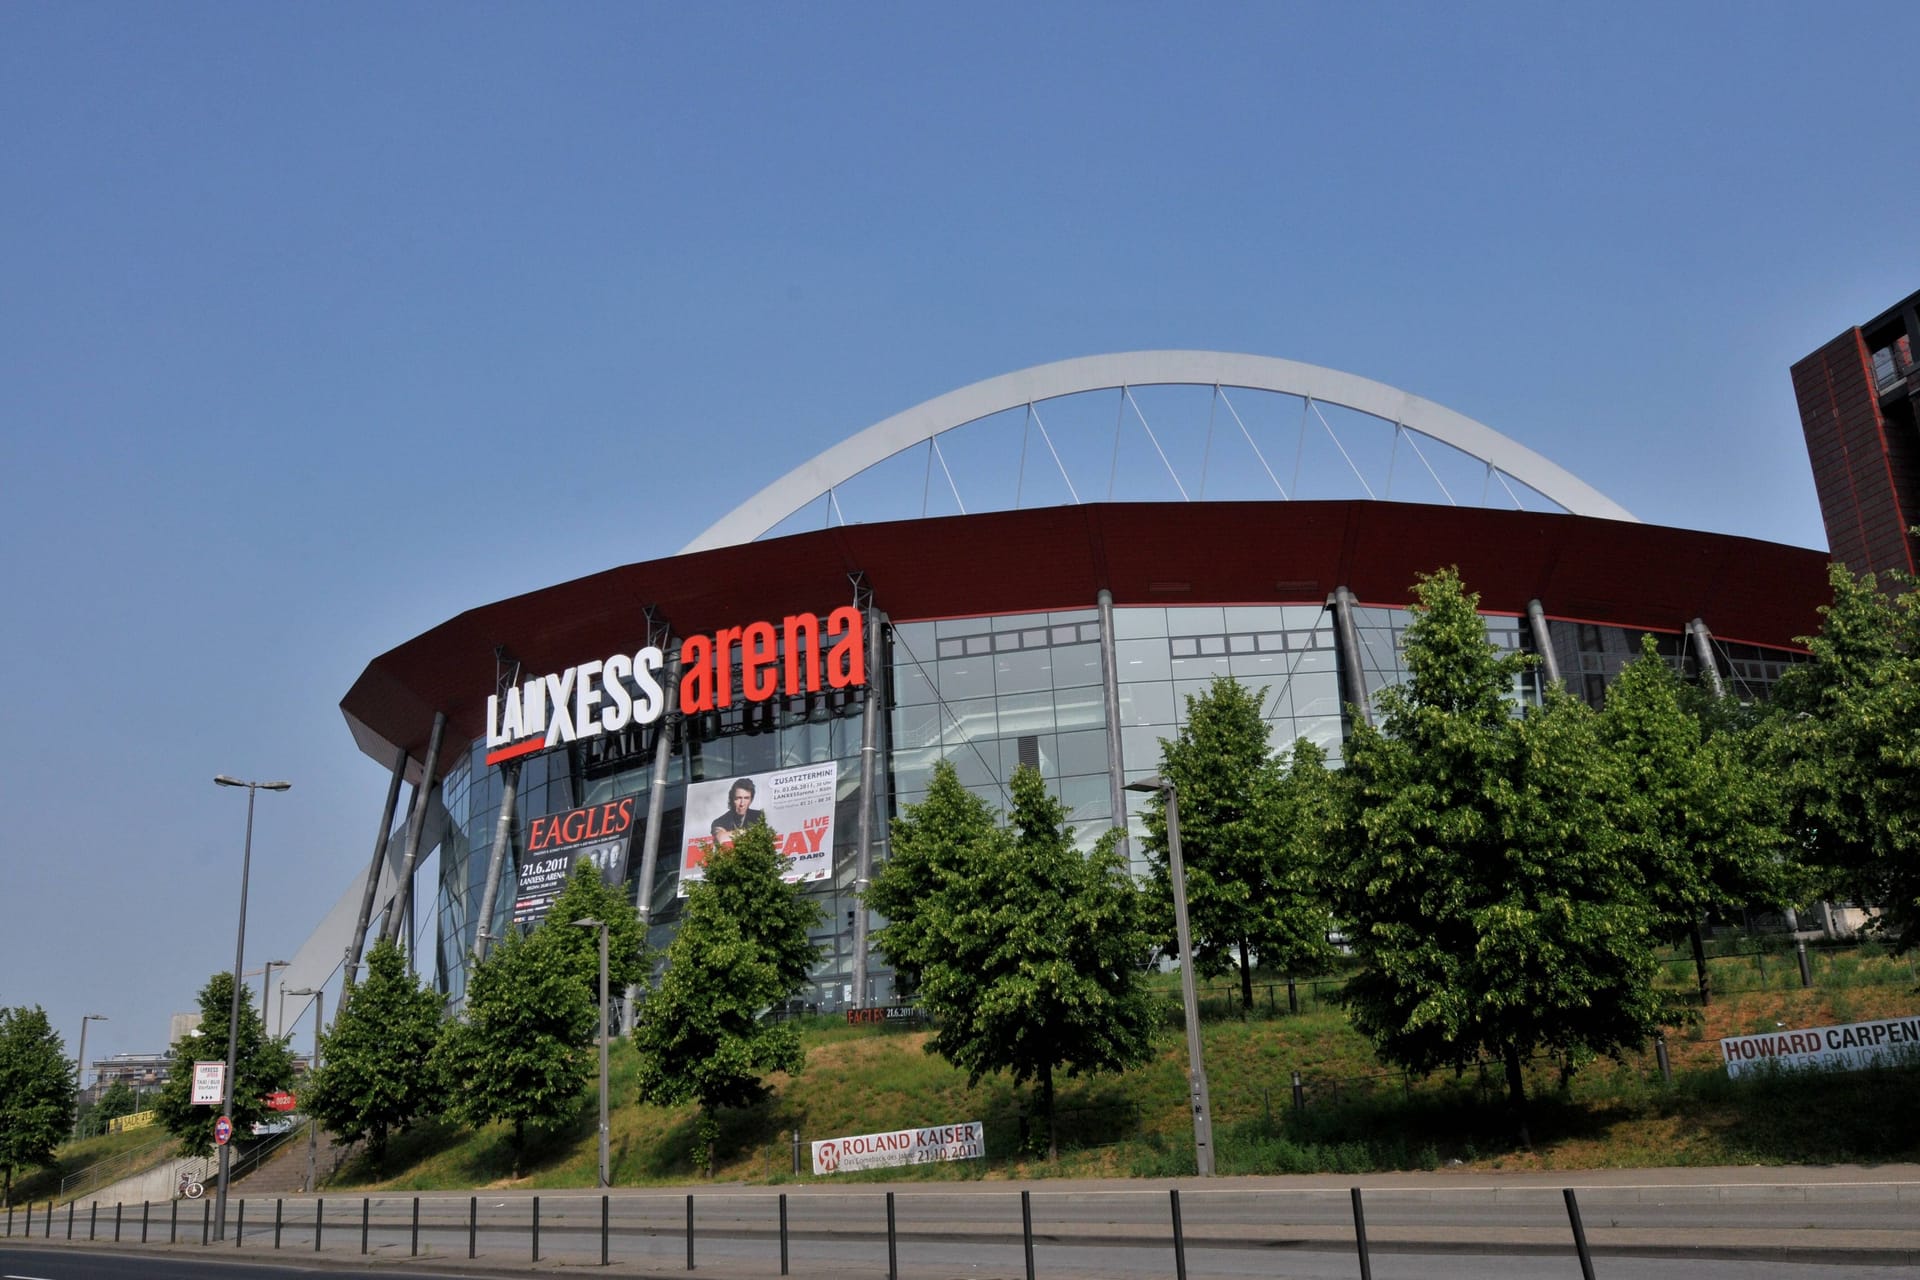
325;351;1831;1013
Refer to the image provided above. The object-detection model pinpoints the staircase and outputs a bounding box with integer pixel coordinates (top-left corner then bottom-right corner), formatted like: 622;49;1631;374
231;1122;351;1195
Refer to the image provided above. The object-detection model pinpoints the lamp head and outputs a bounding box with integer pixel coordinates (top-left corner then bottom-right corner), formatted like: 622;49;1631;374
571;918;604;930
1123;776;1170;794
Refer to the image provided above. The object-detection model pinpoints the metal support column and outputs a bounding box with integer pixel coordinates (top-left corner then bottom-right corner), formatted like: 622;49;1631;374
1525;599;1562;688
633;653;682;937
381;710;446;952
1687;618;1725;699
471;760;520;963
1097;589;1129;859
1329;586;1372;728
343;747;408;992
851;592;885;1010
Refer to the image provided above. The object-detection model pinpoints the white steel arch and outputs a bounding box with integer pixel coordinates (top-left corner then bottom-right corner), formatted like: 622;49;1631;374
682;350;1635;552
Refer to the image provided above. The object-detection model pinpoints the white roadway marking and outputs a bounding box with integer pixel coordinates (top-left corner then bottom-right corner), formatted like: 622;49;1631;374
6;1273;61;1279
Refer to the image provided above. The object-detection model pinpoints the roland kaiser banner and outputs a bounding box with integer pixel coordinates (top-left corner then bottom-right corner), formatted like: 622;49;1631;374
513;798;637;926
679;762;837;895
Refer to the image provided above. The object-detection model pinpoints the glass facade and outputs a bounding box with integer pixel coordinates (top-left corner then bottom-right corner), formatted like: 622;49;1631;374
413;598;1804;1009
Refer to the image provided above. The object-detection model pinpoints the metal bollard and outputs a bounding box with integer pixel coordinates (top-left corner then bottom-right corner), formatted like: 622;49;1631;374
142;1201;150;1244
1020;1190;1035;1280
601;1193;609;1267
532;1195;540;1263
67;1200;75;1239
361;1197;369;1254
114;1201;121;1242
791;1130;802;1175
235;1198;244;1247
1169;1188;1187;1280
686;1192;694;1270
779;1192;790;1276
1350;1187;1373;1280
274;1198;283;1249
886;1191;898;1280
170;1198;178;1243
1287;974;1299;1014
1655;1032;1671;1083
411;1196;420;1256
1291;1070;1305;1110
469;1196;477;1259
315;1197;323;1252
1564;1188;1597;1280
200;1197;210;1246
89;1201;96;1240
1797;939;1813;987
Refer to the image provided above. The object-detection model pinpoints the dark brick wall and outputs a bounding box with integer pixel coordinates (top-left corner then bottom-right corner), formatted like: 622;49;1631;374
1792;329;1917;579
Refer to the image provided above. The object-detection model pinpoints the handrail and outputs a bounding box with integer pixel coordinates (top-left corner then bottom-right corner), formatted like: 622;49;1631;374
56;1137;172;1202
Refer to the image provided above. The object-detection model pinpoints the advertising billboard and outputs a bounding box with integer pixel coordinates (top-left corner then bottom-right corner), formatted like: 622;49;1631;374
513;798;637;926
679;762;837;894
811;1121;985;1174
1720;1015;1920;1078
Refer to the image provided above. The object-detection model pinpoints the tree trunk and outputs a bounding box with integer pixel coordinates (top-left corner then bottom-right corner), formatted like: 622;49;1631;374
1237;937;1253;1015
1502;1044;1532;1151
4;1164;11;1209
511;1120;525;1177
1690;919;1711;1007
1041;1063;1057;1163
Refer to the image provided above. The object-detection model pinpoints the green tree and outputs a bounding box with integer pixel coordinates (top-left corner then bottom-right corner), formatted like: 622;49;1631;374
1140;676;1336;1011
631;823;820;1174
1597;636;1788;1001
1332;569;1665;1146
0;1005;73;1207
154;973;296;1158
433;924;595;1173
870;762;1158;1160
1769;564;1920;950
541;860;650;1010
305;938;444;1168
81;1080;139;1138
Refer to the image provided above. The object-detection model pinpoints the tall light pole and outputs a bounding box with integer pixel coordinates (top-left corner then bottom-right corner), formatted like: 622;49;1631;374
571;917;611;1187
285;987;324;1194
72;1013;107;1139
1125;775;1215;1176
213;774;290;1240
260;961;288;1033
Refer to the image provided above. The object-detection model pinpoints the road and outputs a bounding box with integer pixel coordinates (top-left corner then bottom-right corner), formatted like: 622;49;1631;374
5;1167;1916;1278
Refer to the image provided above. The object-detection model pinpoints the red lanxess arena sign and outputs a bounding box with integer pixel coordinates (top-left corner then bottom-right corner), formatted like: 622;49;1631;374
484;607;866;767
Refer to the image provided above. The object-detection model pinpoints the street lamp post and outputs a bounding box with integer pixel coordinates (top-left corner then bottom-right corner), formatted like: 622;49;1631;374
284;987;324;1193
213;774;290;1240
571;917;611;1187
1125;775;1216;1176
261;961;288;1034
72;1014;107;1139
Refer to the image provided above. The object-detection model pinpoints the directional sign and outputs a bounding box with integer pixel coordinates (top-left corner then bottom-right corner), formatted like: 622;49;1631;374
214;1115;233;1146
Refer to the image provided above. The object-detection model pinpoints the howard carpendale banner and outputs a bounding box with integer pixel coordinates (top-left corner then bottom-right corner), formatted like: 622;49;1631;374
678;762;837;895
1720;1015;1920;1078
513;798;636;926
811;1121;985;1175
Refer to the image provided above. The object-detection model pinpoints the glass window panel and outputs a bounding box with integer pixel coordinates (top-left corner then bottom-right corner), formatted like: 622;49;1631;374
891;621;935;654
964;634;992;656
1290;672;1342;720
995;646;1054;695
1223;606;1286;632
1166;607;1227;636
994;631;1022;652
731;732;777;775
937;656;995;701
1051;642;1104;688
1050;625;1079;645
1056;729;1109;778
1115;638;1173;682
942;697;1000;744
1112;607;1167;639
936;637;964;659
1263;683;1294;720
1291;647;1338;675
1229;651;1289;683
1022;628;1049;648
992;612;1048;632
1170;652;1231;680
891;704;942;751
1257;632;1287;652
947;749;995;792
1121;725;1169;773
997;690;1056;737
1198;636;1227;656
1116;681;1175;727
1052;685;1108;732
1174;678;1219;716
1283;605;1329;630
937;616;993;638
1228;634;1256;653
1049;609;1098;626
1170;637;1198;658
1060;774;1112;826
891;661;939;706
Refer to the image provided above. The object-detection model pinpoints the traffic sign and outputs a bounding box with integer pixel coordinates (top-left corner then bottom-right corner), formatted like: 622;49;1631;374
191;1061;225;1106
214;1115;233;1146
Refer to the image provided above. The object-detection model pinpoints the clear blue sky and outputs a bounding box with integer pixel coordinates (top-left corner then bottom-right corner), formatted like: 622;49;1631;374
3;4;1915;1070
